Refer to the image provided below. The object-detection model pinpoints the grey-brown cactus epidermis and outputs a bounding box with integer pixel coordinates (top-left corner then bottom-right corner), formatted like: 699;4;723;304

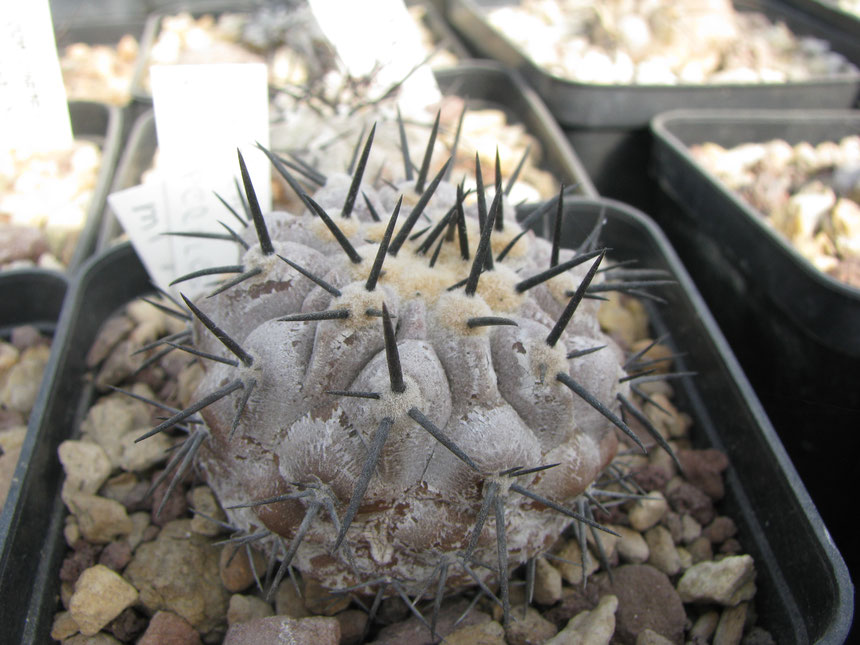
138;119;677;626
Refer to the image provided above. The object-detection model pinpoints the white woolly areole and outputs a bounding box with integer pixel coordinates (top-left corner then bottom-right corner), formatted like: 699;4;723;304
330;282;388;329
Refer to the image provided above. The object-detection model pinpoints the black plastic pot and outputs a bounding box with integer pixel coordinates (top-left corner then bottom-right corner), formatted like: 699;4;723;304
98;61;597;247
0;268;68;608
2;194;853;642
650;108;860;587
68;102;125;272
445;0;860;211
780;0;860;40
0;271;67;340
54;17;146;53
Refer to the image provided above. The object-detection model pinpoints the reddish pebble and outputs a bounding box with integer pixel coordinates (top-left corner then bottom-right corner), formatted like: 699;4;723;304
137;610;202;645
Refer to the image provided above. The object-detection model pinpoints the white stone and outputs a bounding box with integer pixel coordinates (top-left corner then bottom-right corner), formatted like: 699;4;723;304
628;491;667;531
545;594;618;645
677;554;756;605
58;440;113;498
613;525;649;564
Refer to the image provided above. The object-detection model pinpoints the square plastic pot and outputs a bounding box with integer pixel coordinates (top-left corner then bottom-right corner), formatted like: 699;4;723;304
650;107;860;585
0;194;852;643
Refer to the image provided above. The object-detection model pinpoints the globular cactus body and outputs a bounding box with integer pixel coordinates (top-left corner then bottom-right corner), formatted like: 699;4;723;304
143;121;668;617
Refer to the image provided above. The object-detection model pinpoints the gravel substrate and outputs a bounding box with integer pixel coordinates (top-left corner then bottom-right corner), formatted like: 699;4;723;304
0;326;53;508
48;290;773;645
691;135;860;287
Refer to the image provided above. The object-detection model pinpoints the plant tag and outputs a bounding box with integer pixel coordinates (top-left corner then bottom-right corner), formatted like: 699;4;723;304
0;0;72;151
307;0;441;115
108;182;176;291
121;63;271;293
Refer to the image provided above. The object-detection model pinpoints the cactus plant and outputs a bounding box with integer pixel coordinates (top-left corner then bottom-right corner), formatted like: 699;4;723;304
132;116;678;632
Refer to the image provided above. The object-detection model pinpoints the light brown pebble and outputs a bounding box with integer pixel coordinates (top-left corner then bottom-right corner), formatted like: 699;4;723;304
505;605;558;645
219;544;267;593
0;343;50;413
86;315;134;367
445;619;506;645
125;511;151;551
188;486;226;536
690;610;720;642
65;493;133;544
58;440;113;498
628;491;668;531
491;587;528;623
612;524;649;564
226;594;273;625
645;525;681;575
116;427;171;473
0;425;24;461
635;628;675;645
677;546;693;570
124;519;229;634
64;515;81;548
648;446;679;480
303;577;351;616
533;556;563;605
555;538;598;586
545;594;618;645
62;632;123;644
98;472;140;505
274;577;309;618
677;555;756;606
51;610;79;641
662;511;683;543
586;524;619;559
68;564;138;636
714;603;748;645
0;342;19;370
336;609;368;645
79;390;154;467
687;535;713;563
681;514;702;543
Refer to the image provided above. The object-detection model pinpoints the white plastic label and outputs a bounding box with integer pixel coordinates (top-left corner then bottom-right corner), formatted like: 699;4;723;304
108;183;176;291
0;0;72;151
307;0;441;115
113;63;270;294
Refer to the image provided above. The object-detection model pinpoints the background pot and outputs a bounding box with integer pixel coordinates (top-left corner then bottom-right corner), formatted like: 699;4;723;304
445;0;860;213
650;107;860;589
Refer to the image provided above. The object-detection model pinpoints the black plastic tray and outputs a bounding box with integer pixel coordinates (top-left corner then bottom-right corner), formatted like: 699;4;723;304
650;108;860;592
2;195;853;643
446;0;860;213
446;0;860;129
98;61;597;247
780;0;860;40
